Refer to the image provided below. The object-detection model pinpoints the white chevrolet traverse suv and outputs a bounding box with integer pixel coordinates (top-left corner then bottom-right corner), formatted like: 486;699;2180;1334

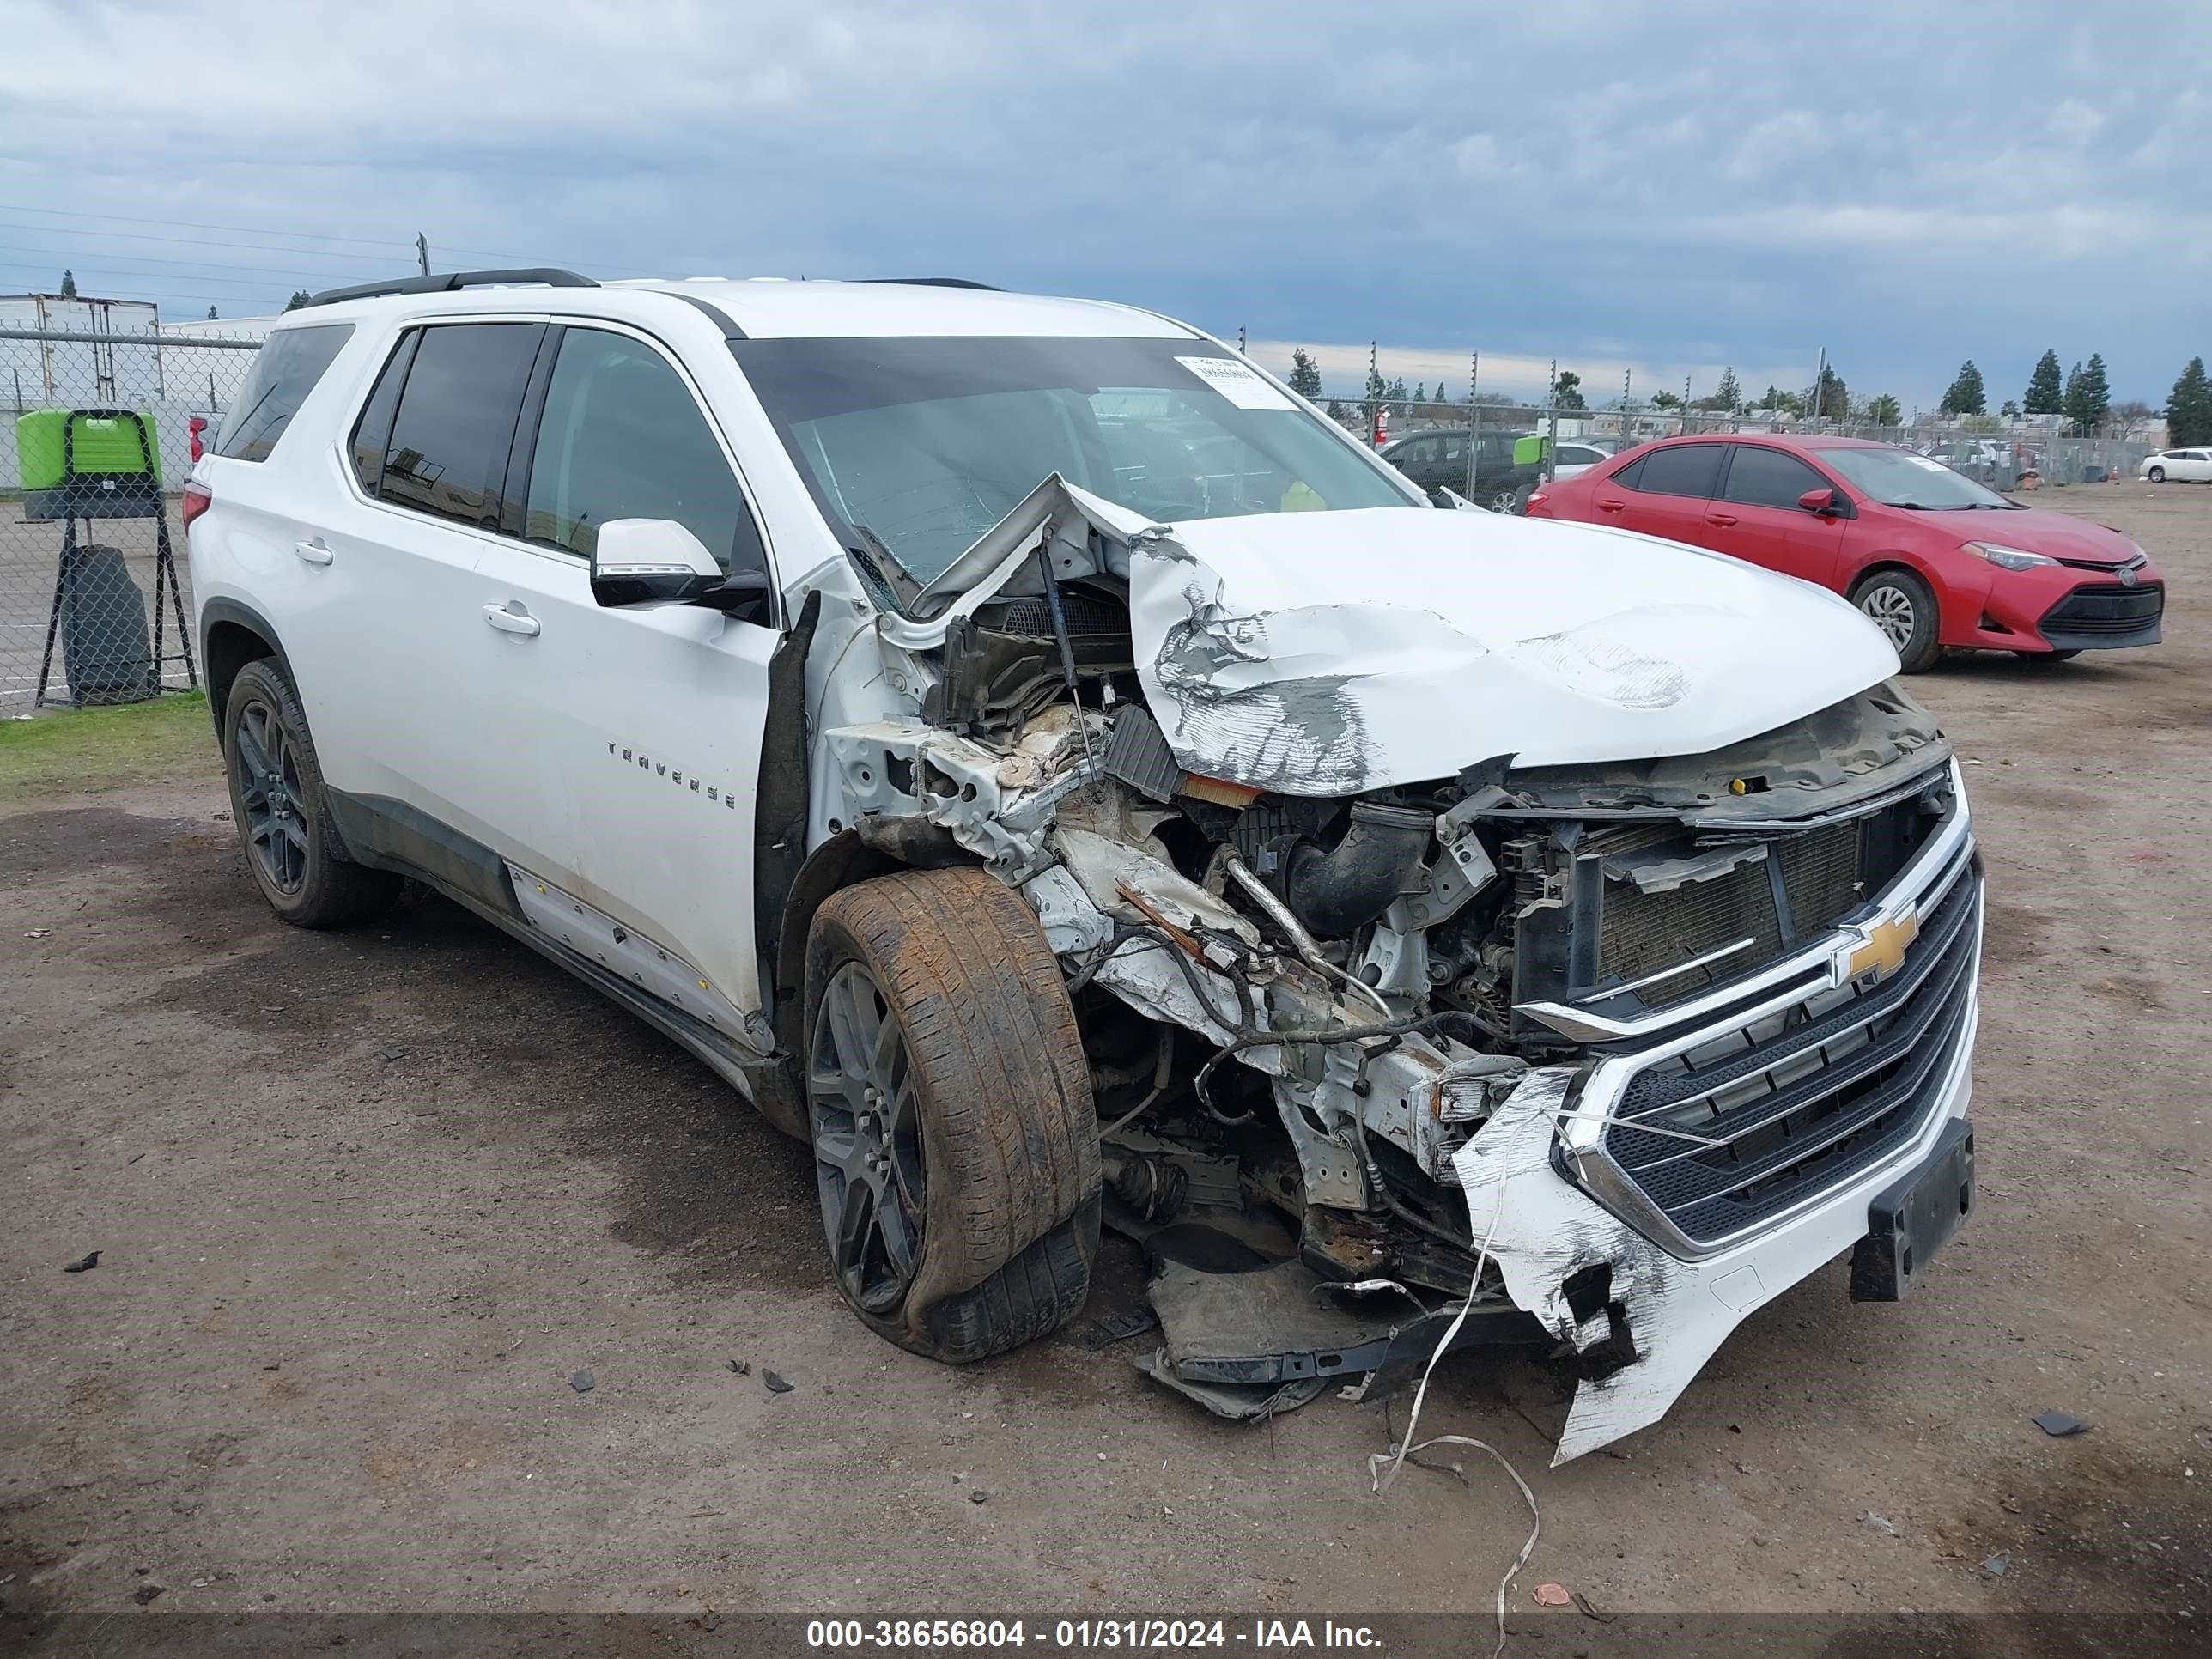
187;270;1981;1460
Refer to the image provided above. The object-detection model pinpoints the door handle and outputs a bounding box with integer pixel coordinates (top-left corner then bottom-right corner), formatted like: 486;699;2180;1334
1706;513;1739;526
1596;498;1626;514
483;602;541;638
294;538;334;566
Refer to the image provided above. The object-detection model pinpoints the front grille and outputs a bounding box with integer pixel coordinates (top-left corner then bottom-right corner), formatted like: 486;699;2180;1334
1598;864;1978;1246
2039;581;2164;647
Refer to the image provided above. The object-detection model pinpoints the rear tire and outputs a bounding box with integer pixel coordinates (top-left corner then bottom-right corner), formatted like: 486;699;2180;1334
804;866;1099;1362
1487;484;1522;514
220;659;401;927
1850;568;1943;673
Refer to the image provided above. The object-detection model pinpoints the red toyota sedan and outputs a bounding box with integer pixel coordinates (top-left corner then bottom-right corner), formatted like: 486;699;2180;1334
1525;434;2165;671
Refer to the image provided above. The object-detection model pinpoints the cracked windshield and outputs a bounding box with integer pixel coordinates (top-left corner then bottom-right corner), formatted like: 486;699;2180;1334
732;334;1415;584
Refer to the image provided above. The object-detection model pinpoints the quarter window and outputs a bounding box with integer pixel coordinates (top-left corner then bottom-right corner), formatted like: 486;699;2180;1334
215;323;353;462
376;323;542;527
524;328;756;571
1626;443;1723;498
1720;445;1829;509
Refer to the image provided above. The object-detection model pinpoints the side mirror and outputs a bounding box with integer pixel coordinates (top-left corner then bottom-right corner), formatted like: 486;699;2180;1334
1798;486;1841;515
589;519;772;620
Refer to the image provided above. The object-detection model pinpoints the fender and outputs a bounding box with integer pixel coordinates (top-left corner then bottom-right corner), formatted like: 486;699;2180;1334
198;597;297;730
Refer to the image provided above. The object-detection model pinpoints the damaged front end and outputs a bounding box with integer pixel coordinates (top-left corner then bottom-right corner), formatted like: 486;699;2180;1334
808;477;1982;1462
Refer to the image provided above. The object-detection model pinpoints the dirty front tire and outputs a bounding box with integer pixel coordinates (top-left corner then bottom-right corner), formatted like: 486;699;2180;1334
220;659;400;927
2147;466;2165;483
1850;568;1943;673
804;866;1099;1362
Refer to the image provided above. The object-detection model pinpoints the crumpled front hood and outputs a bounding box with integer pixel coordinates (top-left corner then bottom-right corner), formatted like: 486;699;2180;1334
1127;507;1900;796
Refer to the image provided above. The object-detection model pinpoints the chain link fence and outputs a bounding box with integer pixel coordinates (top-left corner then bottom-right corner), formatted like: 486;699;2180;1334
3;325;262;708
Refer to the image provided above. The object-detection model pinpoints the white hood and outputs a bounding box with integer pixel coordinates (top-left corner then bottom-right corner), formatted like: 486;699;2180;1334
1127;506;1900;796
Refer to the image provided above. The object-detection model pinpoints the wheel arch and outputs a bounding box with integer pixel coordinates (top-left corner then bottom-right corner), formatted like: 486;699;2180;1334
200;599;294;732
1846;554;1962;633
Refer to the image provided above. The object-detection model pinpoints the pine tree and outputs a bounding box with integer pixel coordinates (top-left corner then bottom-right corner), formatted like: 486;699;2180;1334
2024;349;2063;415
284;289;313;313
1286;347;1322;398
1938;361;1986;416
207;305;219;320
2166;356;2212;447
1551;369;1585;410
59;269;77;298
1814;366;1849;420
1704;366;1741;412
2062;354;2110;434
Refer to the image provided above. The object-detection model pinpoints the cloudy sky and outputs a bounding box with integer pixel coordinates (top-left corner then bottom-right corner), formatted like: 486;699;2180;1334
3;1;2206;411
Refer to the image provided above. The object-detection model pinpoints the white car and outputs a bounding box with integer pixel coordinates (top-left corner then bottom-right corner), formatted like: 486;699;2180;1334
2140;447;2212;483
185;270;1980;1462
1549;439;1618;479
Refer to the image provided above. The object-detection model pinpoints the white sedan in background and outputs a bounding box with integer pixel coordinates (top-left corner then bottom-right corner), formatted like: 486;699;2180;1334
2141;447;2212;483
1549;439;1618;478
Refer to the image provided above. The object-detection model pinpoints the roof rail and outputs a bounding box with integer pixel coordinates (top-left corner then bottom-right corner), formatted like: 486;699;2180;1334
861;277;1001;291
301;268;599;308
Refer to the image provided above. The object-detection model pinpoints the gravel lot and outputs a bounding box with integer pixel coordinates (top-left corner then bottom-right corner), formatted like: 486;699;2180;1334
3;483;2206;1647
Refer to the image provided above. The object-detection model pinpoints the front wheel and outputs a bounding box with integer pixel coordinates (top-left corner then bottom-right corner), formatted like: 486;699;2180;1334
2147;466;2166;483
804;866;1099;1362
1850;568;1943;672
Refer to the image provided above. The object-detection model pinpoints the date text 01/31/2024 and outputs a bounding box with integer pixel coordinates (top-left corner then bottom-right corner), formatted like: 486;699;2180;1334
806;1620;1384;1650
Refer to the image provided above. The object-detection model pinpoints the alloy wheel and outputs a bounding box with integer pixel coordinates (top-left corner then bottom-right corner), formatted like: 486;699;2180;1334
1858;584;1918;651
1489;487;1520;514
808;962;927;1313
232;697;309;895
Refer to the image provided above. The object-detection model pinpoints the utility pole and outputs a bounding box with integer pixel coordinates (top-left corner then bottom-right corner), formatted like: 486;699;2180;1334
1684;372;1693;433
1810;346;1826;428
416;233;430;277
1466;352;1480;497
1367;340;1380;447
1622;368;1632;443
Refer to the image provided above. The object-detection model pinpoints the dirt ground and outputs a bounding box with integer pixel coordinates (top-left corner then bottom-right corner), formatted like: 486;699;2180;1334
3;484;2207;1643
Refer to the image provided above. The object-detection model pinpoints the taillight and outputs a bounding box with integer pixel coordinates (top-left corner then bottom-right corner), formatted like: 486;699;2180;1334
187;415;208;461
1526;490;1550;513
180;481;212;531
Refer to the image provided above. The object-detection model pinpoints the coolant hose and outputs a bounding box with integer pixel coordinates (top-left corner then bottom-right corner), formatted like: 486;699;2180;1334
1279;800;1432;938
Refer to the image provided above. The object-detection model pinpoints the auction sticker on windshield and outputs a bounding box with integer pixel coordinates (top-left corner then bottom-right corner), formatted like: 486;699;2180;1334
1176;356;1295;411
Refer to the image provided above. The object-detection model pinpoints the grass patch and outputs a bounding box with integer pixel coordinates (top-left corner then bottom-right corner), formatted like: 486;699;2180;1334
2;690;218;799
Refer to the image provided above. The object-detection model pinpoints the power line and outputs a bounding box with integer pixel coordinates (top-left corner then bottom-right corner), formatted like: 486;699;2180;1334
0;240;404;284
0;218;410;264
0;263;310;299
0;202;422;255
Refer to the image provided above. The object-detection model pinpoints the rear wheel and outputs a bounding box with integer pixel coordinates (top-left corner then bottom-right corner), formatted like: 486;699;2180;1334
804;866;1099;1362
1487;483;1522;514
221;659;400;927
1851;568;1943;672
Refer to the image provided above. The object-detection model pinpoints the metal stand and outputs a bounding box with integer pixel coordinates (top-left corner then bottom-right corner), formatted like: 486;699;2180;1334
31;409;198;709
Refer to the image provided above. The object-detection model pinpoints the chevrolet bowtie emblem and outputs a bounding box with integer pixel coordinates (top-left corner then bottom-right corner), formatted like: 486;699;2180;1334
1843;908;1919;983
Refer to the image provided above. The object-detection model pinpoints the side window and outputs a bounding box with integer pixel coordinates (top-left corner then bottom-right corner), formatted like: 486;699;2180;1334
524;328;759;571
1719;445;1829;508
215;323;354;462
349;331;417;495
377;323;542;527
1608;455;1646;489
1626;443;1723;498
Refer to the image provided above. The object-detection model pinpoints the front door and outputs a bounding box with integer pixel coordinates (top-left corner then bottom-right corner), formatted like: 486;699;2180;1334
1701;443;1849;589
456;322;781;1024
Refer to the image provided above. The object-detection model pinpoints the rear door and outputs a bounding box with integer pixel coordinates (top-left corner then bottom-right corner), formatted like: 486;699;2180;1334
289;318;544;824
1700;443;1850;588
1593;441;1724;546
456;320;781;1025
2185;450;2212;482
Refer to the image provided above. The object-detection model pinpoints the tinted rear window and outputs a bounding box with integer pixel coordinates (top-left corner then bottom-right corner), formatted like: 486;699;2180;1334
375;323;542;527
1628;443;1723;498
214;324;354;462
